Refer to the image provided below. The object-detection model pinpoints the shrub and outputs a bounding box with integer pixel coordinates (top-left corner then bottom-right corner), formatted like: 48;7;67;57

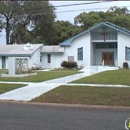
61;61;68;68
68;61;78;68
123;62;129;69
61;61;78;69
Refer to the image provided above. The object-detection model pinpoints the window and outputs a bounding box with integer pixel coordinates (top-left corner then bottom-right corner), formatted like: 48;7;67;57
68;56;74;62
47;54;51;63
125;47;130;60
40;55;42;62
96;43;117;49
77;47;83;60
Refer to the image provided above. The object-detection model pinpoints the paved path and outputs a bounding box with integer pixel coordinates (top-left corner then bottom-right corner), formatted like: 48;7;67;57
0;72;130;101
0;73;90;101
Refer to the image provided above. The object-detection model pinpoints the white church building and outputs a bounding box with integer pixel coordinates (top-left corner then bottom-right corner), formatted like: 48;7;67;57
0;21;130;70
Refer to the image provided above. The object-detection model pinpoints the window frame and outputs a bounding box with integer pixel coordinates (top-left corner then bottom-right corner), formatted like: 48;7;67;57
77;47;83;60
125;46;130;61
47;54;51;63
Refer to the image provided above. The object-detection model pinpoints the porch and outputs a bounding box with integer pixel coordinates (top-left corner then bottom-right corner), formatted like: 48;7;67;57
90;42;118;66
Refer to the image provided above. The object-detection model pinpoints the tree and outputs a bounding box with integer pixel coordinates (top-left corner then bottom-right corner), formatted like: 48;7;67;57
74;11;103;30
52;20;82;45
0;1;55;44
74;7;130;30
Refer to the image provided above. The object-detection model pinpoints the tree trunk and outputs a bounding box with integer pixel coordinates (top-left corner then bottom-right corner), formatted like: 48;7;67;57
6;18;10;45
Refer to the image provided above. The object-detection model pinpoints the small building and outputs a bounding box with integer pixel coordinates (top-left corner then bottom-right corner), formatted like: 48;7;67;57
0;43;42;69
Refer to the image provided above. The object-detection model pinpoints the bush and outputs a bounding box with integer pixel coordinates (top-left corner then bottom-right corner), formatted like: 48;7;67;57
61;61;78;69
123;62;129;69
68;61;78;68
61;61;68;68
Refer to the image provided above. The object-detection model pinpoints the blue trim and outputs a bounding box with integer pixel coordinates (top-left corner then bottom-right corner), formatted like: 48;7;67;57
59;22;130;46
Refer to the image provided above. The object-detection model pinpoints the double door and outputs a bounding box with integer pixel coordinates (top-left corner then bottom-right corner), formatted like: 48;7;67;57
102;52;114;65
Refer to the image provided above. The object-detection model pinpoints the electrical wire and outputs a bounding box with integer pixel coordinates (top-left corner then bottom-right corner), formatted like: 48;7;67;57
53;1;105;8
56;5;130;14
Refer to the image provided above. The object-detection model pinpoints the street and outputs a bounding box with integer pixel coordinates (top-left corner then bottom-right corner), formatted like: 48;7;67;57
0;102;130;130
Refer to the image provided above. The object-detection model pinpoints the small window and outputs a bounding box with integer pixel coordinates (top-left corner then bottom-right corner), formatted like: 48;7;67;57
68;56;74;62
40;55;42;62
47;54;51;63
77;47;83;60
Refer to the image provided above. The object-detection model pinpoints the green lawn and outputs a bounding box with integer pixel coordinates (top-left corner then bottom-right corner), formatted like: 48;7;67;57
31;85;130;106
0;69;79;82
0;83;26;94
72;69;130;85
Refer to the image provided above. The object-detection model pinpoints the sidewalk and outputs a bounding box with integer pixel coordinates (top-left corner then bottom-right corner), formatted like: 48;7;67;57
0;72;129;101
0;73;90;101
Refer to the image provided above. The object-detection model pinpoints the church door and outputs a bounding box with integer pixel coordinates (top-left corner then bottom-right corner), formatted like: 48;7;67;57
102;52;114;65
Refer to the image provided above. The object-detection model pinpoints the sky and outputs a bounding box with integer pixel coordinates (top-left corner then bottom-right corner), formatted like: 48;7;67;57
50;1;130;24
0;1;130;45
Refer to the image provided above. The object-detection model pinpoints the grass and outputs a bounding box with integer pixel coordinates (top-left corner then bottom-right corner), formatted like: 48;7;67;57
0;83;26;94
31;85;130;106
72;69;130;85
0;69;79;82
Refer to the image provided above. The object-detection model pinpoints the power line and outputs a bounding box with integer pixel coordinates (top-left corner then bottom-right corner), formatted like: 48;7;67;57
53;1;105;8
26;5;130;16
55;5;130;14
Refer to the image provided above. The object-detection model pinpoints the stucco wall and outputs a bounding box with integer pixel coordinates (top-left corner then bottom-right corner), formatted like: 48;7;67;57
29;48;42;68
62;33;91;68
118;32;130;68
0;57;2;69
41;53;63;69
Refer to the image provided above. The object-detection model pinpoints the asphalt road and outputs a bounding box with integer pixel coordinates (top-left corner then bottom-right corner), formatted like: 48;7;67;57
0;102;130;130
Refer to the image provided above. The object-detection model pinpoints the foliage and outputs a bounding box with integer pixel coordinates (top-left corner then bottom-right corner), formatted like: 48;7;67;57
123;62;129;69
52;20;82;45
74;7;130;30
0;1;55;44
61;61;68;68
61;61;78;69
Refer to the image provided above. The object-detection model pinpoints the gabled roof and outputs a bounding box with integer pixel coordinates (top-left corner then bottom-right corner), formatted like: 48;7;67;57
60;21;130;46
0;44;43;57
60;30;89;46
41;46;64;53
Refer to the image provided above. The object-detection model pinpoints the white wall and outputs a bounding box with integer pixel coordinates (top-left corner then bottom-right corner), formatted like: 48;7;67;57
41;53;63;69
118;32;130;68
62;32;91;68
29;48;42;68
0;57;2;69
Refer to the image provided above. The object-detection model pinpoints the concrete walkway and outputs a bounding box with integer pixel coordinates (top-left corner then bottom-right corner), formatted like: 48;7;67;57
0;72;90;101
0;71;129;101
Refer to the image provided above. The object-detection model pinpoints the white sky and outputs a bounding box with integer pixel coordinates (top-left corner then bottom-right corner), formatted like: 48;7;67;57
0;1;130;45
50;1;130;24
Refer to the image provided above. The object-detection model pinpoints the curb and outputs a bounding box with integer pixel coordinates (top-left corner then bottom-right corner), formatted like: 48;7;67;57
0;100;130;110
